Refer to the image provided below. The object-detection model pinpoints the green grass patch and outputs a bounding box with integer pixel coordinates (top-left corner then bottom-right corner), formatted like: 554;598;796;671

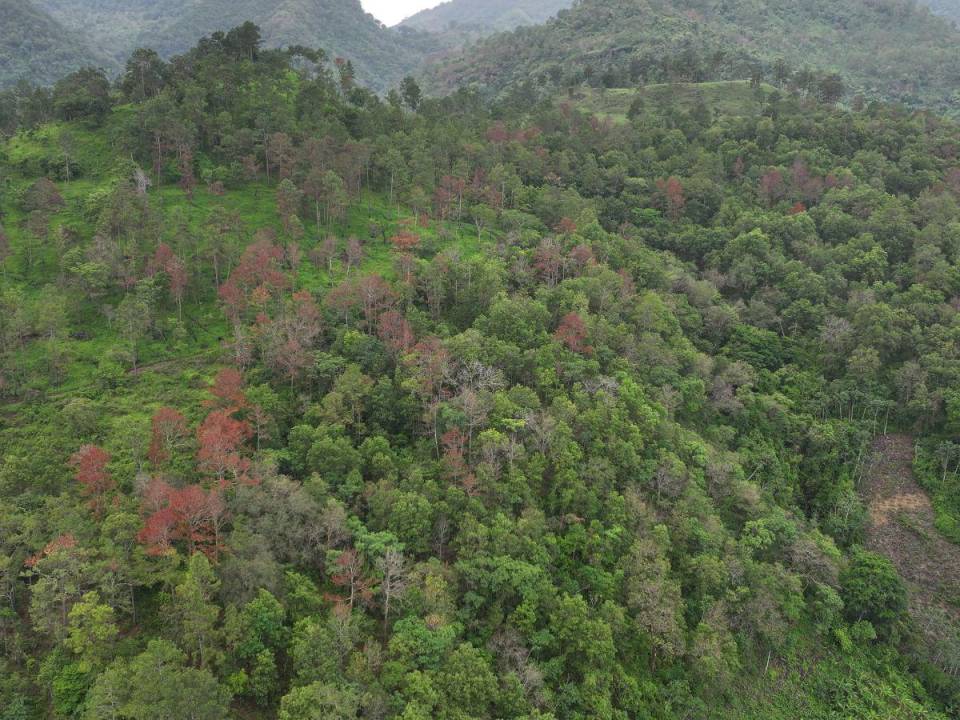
562;81;778;122
0;104;495;415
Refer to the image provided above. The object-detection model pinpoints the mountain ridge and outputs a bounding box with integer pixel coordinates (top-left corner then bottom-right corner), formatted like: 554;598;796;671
920;0;960;24
399;0;573;34
29;0;437;92
0;0;115;89
421;0;960;115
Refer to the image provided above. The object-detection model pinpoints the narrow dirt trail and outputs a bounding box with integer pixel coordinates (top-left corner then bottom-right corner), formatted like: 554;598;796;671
863;434;960;618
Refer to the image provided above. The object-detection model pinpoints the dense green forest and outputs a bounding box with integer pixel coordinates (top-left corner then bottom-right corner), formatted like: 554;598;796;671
5;15;960;720
425;0;960;115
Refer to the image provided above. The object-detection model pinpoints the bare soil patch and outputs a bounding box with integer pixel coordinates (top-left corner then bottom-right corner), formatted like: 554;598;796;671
862;434;960;618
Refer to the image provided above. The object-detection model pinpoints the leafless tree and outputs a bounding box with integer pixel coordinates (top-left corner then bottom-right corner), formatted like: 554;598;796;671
376;548;409;631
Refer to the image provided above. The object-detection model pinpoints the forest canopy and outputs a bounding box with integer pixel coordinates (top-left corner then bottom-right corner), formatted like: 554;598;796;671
3;15;960;720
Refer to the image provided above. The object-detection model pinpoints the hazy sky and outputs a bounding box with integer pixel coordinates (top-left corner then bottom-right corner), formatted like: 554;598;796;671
361;0;444;26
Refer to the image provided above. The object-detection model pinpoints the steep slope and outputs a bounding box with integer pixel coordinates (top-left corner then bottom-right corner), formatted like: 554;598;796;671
7;26;960;719
400;0;573;34
863;436;960;617
0;0;113;89
142;0;436;90
36;0;437;92
863;436;960;668
424;0;960;114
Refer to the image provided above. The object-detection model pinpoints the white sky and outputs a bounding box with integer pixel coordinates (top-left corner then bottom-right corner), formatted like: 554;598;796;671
361;0;444;26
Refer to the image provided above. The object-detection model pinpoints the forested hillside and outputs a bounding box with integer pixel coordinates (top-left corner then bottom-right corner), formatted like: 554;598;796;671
5;20;960;720
27;0;438;92
425;0;960;115
134;0;438;92
32;0;189;66
10;0;960;110
0;0;114;90
400;0;573;34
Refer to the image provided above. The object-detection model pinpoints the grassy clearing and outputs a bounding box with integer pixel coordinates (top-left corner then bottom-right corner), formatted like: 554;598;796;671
562;81;778;122
0;110;493;420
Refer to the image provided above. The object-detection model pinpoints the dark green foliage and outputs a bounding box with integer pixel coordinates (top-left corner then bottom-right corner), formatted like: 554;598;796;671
120;49;168;103
84;639;232;719
52;68;112;125
840;550;907;638
723;325;785;370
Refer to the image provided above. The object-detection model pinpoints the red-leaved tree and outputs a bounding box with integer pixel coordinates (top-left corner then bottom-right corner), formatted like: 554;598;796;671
217;237;288;324
148;407;190;468
441;427;479;496
659;177;686;222
555;217;577;236
69;445;114;516
378;310;415;357
405;337;452;455
137;478;228;560
206;368;247;411
329;549;376;610
389;231;421;253
555;312;592;355
534;238;562;287
357;275;396;332
759;168;785;207
196;410;253;486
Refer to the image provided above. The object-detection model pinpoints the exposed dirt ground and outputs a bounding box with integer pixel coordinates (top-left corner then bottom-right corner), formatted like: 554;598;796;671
862;434;960;619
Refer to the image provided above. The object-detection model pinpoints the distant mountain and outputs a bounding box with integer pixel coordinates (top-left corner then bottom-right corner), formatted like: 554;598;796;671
400;0;573;34
424;0;960;115
33;0;192;65
0;0;112;89
140;0;437;91
33;0;438;92
920;0;960;24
